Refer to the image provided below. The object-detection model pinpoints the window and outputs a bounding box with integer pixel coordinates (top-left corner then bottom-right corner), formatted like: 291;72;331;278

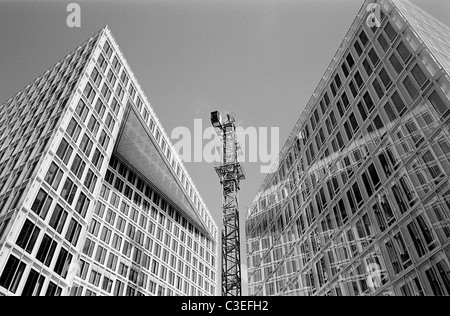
83;83;95;104
428;91;448;116
379;68;392;89
99;130;110;150
422;150;444;183
94;99;106;119
0;255;26;293
96;54;108;74
346;52;355;69
105;209;116;225
95;245;107;264
75;99;89;122
354;40;363;56
396;42;411;63
342;62;349;77
84;169;98;193
22;269;45;296
92;149;104;170
61;178;77;205
90;67;102;87
358;30;369;47
403;76;419;100
341;92;350;109
377;33;389;52
106;253;118;271
389;53;403;75
75;192;90;218
406;214;437;258
100;226;112;244
349;80;358;98
384;232;412;274
354;71;363;88
89;270;101;287
45;162;64;190
70;155;86;180
83;238;95;257
399;275;424;296
16;219;41;253
105;113;115;132
80;134;93;158
56;138;73;165
384;101;397;122
31;189;53;220
411;64;427;87
391;91;406;116
65;218;82;246
101;83;111;103
384;22;397;42
36;234;57;266
87;116;100;137
373;195;395;232
46;282;62;296
107;69;117;87
363;58;372;77
102;276;113;293
49;204;68;234
372;78;384;99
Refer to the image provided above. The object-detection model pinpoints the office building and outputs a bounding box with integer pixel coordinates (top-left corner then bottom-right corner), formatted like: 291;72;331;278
246;0;450;296
0;26;218;296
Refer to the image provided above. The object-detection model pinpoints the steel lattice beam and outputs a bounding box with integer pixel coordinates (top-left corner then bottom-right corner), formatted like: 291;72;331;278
211;111;245;296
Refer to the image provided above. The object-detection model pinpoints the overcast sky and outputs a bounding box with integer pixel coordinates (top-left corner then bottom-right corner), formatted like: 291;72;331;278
1;0;450;295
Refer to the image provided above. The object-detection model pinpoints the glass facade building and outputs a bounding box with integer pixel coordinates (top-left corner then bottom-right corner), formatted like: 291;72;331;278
246;0;450;296
0;26;218;296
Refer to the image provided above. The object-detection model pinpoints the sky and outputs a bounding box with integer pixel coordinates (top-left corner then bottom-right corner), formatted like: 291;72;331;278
1;0;450;295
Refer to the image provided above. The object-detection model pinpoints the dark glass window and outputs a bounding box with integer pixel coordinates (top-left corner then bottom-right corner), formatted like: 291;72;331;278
75;192;90;218
354;40;363;56
22;269;45;296
336;100;344;117
411;64;427;87
358;101;368;121
379;68;392;89
403;76;419;100
36;234;57;266
355;71;364;88
359;30;369;47
31;189;52;220
54;247;72;277
396;42;411;63
341;92;350;109
49;204;68;234
56;138;73;165
377;33;389;52
45;162;64;190
428;91;448;116
384;22;397;42
346;53;355;69
0;255;26;293
363;91;375;112
362;172;373;197
349;80;358;97
368;48;379;66
16;219;40;254
334;73;342;89
373;78;384;99
342;63;349;77
363;58;372;77
61;178;77;205
391;91;406;115
389;53;403;75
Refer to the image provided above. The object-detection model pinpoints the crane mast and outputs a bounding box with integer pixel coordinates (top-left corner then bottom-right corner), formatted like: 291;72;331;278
210;111;245;296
